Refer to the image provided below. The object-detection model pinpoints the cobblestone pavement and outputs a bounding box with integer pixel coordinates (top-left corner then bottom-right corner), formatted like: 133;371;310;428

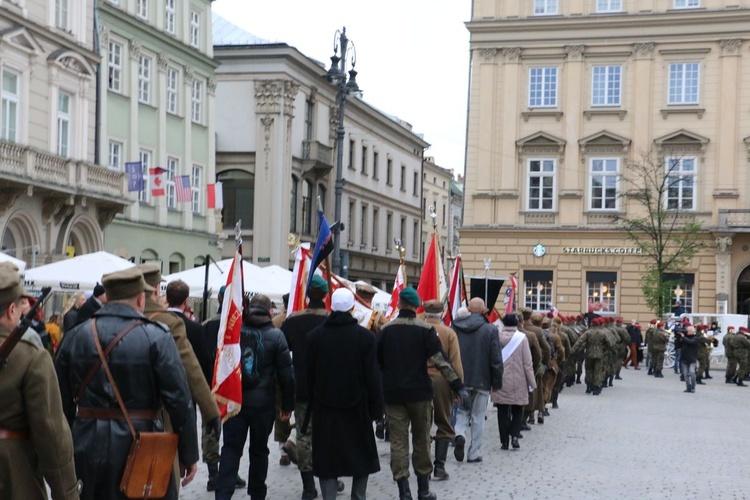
177;363;747;500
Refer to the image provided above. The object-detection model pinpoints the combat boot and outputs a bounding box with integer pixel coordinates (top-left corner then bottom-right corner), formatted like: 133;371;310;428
696;377;705;385
576;374;582;384
647;367;653;375
704;371;713;379
397;478;413;500
433;441;449;481
737;379;747;387
206;462;219;492
300;471;318;500
655;370;663;378
417;475;437;500
585;383;592;394
608;375;614;387
453;435;465;462
592;386;602;395
726;376;733;384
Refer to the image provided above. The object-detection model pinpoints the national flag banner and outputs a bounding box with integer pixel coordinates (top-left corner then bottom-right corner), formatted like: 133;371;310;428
306;210;334;293
175;175;192;203
207;182;224;210
445;255;467;325
385;263;406;320
125;162;143;192
150;167;165;197
289;244;311;314
212;246;244;422
505;274;518;315
416;232;448;312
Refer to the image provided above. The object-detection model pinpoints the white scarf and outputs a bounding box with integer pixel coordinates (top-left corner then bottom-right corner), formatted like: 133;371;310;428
502;330;526;363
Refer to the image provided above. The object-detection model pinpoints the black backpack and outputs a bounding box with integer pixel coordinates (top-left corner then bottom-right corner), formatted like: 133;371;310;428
240;326;265;389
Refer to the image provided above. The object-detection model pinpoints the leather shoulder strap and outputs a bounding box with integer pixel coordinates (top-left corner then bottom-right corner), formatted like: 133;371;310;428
148;312;160;321
90;319;138;439
75;320;142;403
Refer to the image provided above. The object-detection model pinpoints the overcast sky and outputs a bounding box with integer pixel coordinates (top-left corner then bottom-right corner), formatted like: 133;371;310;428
212;0;472;176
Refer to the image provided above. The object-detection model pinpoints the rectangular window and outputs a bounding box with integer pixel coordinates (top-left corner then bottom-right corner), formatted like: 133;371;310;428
166;157;178;209
137;0;148;19
107;140;122;170
55;0;69;30
400;216;406;248
527;159;555;211
591;65;621;106
589;158;619;210
347;201;355;242
372;207;379;249
529;67;558;107
108;41;122;92
413;172;419;196
400;165;406;191
139;149;151;203
674;0;699;8
596;0;622;11
138;55;151;104
304;98;313;141
586;271;617;315
442;204;446;226
348;139;355;169
665;157;696;210
386;213;393;249
386;158;393;184
57;91;71;158
523;270;554;312
190;10;201;48
290;177;298;232
1;69;20;142
191;164;202;213
668;62;699;105
663;273;695;314
412;221;419;256
534;0;557;15
361;145;367;174
302;181;312;234
372;151;379;179
191;80;203;123
166;67;178;114
165;0;176;34
360;205;367;246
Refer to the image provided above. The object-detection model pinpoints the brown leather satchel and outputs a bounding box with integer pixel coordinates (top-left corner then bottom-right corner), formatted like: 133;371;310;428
90;319;179;499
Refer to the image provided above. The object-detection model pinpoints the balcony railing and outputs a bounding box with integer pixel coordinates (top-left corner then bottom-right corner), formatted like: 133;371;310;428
302;140;334;176
718;209;750;228
0;139;127;202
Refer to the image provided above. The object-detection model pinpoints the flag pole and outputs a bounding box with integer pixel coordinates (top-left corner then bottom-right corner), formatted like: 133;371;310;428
317;196;333;305
235;220;244;296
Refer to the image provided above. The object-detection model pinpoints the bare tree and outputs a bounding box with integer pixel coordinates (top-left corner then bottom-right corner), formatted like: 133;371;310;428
613;151;704;316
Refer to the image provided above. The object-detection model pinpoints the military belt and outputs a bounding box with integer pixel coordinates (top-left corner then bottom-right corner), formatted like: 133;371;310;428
77;407;158;420
0;429;28;440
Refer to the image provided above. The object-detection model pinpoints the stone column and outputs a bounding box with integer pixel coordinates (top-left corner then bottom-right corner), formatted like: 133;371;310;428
631;43;655;156
253;79;299;266
715;235;733;313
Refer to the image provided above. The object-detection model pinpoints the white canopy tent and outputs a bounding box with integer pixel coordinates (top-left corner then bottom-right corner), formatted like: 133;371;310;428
23;251;134;292
0;252;27;273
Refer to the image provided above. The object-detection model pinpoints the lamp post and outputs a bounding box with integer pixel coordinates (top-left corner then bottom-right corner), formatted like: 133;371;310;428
326;27;360;278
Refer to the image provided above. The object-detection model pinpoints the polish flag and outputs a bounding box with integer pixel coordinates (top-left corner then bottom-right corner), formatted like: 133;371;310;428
385;263;406;320
416;232;447;312
212;246;244;422
150;167;165;197
288;244;311;315
207;182;224;209
445;255;467;325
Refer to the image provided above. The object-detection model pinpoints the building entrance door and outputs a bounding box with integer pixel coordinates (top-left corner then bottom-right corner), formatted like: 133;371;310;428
736;265;750;314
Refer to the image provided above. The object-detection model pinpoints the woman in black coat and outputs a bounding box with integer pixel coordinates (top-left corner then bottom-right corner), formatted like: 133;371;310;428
305;288;383;500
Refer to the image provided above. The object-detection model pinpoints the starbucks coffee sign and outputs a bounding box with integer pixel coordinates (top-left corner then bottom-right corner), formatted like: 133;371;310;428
563;247;645;255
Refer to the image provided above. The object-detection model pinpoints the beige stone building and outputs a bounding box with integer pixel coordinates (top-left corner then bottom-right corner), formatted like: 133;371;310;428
421;158;453;268
463;0;750;319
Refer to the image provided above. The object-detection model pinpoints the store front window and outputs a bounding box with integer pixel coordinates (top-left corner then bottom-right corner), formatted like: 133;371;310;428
524;270;553;312
587;271;617;314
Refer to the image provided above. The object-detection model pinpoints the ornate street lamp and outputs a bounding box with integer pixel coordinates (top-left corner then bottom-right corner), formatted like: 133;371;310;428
327;27;360;278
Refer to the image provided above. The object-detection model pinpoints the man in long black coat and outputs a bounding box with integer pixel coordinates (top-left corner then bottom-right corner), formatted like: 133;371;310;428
306;288;383;500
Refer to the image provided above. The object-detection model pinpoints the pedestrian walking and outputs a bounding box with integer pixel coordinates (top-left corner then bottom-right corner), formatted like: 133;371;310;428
377;287;468;500
677;326;699;393
55;267;199;499
305;288;383;500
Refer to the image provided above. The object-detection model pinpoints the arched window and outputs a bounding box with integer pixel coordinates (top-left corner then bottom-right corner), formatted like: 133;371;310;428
302;180;313;234
290;175;299;233
217;170;254;229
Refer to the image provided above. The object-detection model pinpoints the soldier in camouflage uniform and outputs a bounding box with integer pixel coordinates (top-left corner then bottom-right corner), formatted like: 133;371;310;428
612;319;630;381
733;327;750;387
573;315;586;384
649;322;669;378
601;318;619;387
570;318;613;395
723;327;738;384
645;319;657;374
550;317;570;409
695;325;713;385
562;316;579;387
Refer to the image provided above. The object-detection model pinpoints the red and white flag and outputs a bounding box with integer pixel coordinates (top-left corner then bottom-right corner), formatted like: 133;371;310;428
385;263;406;320
445;255;467;325
212;246;244;422
416;232;447;312
288;244;311;315
150;167;165;197
207;182;224;209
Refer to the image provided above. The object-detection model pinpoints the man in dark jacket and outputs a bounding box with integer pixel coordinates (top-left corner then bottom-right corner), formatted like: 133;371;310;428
63;293;85;333
55;267;199;499
216;294;295;500
281;275;329;499
306;288;383;500
452;297;504;464
75;283;106;326
377;287;468;500
677;326;699;393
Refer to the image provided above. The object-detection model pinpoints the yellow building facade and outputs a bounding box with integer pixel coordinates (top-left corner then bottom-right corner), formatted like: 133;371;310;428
463;0;750;319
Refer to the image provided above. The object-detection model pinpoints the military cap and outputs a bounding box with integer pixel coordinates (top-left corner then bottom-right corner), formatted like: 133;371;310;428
423;300;445;314
576;315;583;321
616;318;624;324
0;262;25;305
137;263;164;288
740;326;749;333
657;321;665;328
546;311;554;318
309;275;329;293
355;282;377;297
399;287;421;308
728;326;737;333
650;319;657;325
102;268;154;301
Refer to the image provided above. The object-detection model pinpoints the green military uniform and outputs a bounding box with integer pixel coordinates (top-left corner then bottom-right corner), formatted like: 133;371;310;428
644;323;656;374
569;319;613;394
0;264;80;499
523;312;550;424
561;322;579;386
695;328;712;384
649;325;669;377
723;329;738;383
733;331;750;386
600;323;619;386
